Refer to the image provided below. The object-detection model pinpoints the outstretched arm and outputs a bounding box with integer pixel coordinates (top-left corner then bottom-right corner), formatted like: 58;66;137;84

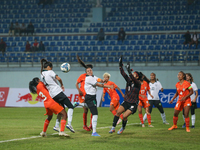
119;56;131;83
126;62;140;88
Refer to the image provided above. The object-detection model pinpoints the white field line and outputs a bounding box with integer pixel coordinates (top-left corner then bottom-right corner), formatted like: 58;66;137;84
0;122;140;144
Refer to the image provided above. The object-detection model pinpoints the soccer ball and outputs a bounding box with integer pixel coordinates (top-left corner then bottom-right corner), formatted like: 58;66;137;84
60;62;70;73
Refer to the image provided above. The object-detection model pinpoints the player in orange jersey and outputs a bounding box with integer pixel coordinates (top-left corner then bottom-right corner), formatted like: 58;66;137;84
137;73;154;127
168;71;193;132
29;77;69;137
102;72;125;124
75;66;93;131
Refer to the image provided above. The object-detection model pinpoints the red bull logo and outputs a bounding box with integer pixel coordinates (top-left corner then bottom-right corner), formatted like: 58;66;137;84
17;93;44;105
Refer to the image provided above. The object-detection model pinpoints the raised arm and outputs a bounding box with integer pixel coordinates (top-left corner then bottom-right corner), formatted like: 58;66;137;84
125;62;140;88
119;56;131;83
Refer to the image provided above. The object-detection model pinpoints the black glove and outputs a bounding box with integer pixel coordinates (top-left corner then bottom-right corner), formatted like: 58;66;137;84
119;55;123;67
126;62;132;74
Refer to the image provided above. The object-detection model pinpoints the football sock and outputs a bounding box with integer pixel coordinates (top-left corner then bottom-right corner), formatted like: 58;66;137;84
143;113;147;122
139;114;144;124
55;114;61;128
90;113;92;126
120;114;123;120
111;110;117;116
92;115;98;133
185;117;190;128
43;119;50;132
191;114;195;126
83;112;87;126
122;119;127;129
60;120;66;132
173;116;178;126
67;108;73;126
112;115;119;127
147;114;151;125
161;112;166;123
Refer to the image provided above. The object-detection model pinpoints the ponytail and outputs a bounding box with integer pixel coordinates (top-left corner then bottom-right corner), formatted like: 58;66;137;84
40;58;52;73
142;73;150;84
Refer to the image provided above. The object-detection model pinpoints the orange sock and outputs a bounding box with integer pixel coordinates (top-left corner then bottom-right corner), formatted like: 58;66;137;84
120;114;123;120
147;114;151;125
139;114;144;124
112;110;117;116
60;120;66;132
43;119;50;132
185;117;190;128
83;113;87;126
173;116;178;126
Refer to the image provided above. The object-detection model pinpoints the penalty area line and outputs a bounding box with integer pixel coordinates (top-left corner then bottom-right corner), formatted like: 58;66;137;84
0;122;140;144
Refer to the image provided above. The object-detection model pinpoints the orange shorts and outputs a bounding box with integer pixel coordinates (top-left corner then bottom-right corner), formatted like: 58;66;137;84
110;97;120;110
78;94;85;103
139;99;150;108
174;100;192;111
44;102;64;116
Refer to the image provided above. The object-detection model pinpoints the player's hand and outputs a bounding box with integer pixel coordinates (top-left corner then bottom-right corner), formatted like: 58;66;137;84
140;95;146;99
192;99;196;103
180;97;186;102
150;94;154;98
79;90;83;96
119;55;123;67
169;100;173;104
102;97;105;102
61;85;65;91
125;62;132;74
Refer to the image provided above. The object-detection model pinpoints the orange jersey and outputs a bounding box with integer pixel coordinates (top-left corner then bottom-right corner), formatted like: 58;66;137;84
36;82;59;108
176;80;192;102
103;81;119;100
139;80;150;101
77;73;87;95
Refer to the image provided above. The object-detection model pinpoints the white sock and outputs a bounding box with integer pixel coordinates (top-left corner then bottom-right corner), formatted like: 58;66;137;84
183;114;185;123
92;115;98;133
67;108;73;126
161;113;166;123
191;114;195;126
55;114;61;128
143;113;147;122
79;103;88;108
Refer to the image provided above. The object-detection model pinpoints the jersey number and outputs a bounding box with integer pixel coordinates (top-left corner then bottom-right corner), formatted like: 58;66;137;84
39;91;47;101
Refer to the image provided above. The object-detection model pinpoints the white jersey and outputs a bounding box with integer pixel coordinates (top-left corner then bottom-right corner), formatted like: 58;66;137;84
148;81;162;100
190;82;198;101
41;70;62;98
85;75;98;95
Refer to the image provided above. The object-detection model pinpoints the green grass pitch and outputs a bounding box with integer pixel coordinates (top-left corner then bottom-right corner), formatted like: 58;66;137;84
0;107;199;150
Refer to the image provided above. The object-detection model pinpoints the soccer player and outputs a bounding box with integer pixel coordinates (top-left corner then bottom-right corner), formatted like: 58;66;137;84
143;73;169;124
77;56;113;136
40;58;75;133
182;73;198;128
102;72;125;124
74;65;93;131
138;73;154;127
109;59;141;134
168;71;193;132
29;77;69;137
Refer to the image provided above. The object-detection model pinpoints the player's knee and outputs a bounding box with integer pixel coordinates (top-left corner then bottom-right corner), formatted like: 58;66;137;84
47;115;53;121
83;107;88;113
